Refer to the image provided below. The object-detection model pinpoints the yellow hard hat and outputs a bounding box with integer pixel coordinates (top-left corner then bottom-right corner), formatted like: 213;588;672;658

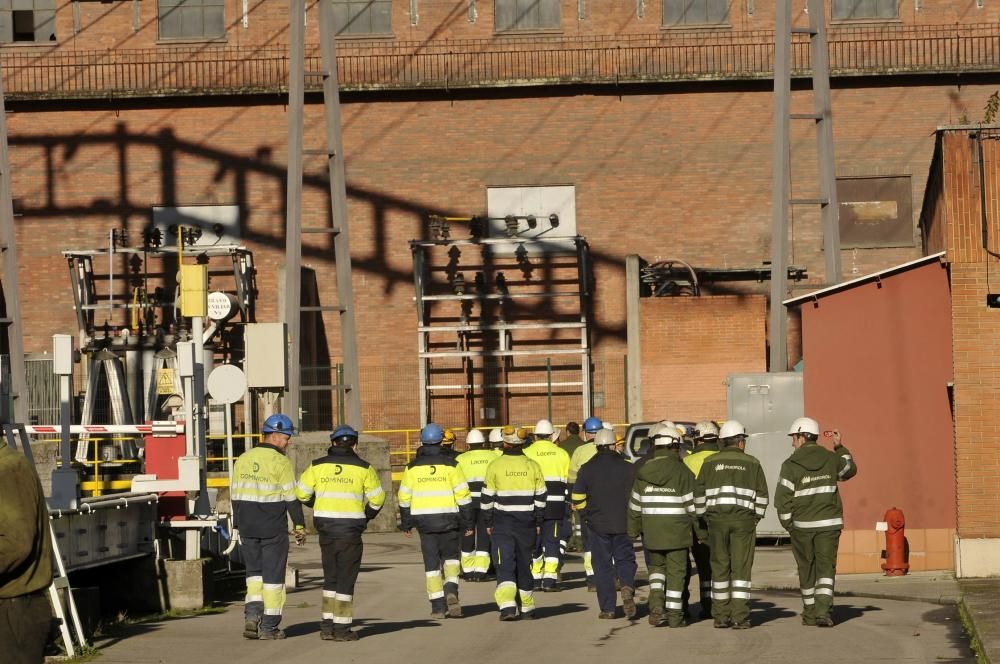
442;429;457;445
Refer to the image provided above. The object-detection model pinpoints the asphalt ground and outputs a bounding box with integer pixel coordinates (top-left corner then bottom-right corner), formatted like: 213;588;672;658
89;533;976;664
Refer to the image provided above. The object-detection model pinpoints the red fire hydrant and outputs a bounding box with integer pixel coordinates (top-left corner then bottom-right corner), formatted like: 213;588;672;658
881;507;909;577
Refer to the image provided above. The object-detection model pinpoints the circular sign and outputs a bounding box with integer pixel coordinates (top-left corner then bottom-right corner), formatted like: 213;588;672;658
207;291;235;321
207;364;247;404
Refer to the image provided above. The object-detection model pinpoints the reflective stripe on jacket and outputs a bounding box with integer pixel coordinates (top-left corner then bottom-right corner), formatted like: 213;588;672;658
628;449;701;550
296;447;385;535
775;441;857;532
697;447;769;522
481;449;546;530
522;439;570;520
232;443;305;538
397;446;473;533
456;448;498;507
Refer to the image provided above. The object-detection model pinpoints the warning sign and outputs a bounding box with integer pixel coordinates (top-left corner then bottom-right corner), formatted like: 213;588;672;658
156;368;176;395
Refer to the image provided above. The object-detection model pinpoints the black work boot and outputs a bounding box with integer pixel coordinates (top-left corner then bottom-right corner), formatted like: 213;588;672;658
430;598;448;619
333;628;360;641
446;592;463;618
621;586;637;620
320;620;336;641
243;617;261;640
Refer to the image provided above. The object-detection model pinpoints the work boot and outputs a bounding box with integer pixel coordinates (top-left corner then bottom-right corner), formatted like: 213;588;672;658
586;578;597;592
243;618;261;640
521;610;536;621
499;608;519;622
801;616;817;627
446;592;463;618
713;618;731;629
815;615;835;628
430;598;448;619
543;581;561;593
731;620;752;630
598;611;616;619
259;628;287;640
320;622;336;641
667;619;688;629
621;586;637;620
648;611;663;627
333;629;359;641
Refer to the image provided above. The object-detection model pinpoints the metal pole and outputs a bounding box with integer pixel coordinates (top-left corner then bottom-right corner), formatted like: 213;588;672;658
546;357;552;422
623;353;629;424
337;362;345;425
807;0;842;284
226;402;234;489
769;0;792;372
318;0;364;429
283;0;306;425
0;67;28;425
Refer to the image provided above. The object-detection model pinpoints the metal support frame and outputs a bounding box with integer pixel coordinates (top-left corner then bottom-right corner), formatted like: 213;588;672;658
770;0;841;372
411;235;592;427
0;69;28;425
284;0;362;429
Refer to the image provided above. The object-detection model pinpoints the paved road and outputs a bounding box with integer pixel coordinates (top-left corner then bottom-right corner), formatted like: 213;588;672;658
95;534;973;664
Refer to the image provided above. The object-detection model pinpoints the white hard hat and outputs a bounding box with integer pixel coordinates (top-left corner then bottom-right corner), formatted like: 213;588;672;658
719;420;747;440
534;419;554;437
466;429;486;446
594;429;616;446
602;422;614;431
650;421;681;446
788;417;820;437
488;428;504;444
695;421;719;439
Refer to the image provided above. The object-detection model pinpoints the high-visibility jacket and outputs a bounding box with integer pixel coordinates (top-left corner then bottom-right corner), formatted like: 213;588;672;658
481;449;546;530
295;446;385;536
522;438;570;520
232;443;306;538
775;441;857;532
628;449;700;550
456;447;497;508
397;446;474;533
683;440;720;479
697;446;769;522
568;441;597;484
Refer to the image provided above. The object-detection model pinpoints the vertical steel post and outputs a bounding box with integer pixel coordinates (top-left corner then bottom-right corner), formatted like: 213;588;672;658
769;0;791;373
807;0;842;283
0;69;28;425
283;0;305;424
546;357;552;422
319;0;364;429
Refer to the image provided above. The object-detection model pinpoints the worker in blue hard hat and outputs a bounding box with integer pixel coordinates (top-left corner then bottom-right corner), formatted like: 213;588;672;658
397;423;475;619
232;413;306;640
568;416;605;591
295;425;385;641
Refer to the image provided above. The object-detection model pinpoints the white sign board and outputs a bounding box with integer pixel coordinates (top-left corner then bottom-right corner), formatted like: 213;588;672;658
151;205;240;248
207;291;235;321
486;185;577;253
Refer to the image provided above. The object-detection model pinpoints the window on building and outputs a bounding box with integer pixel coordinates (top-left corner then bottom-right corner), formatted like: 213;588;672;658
832;0;898;20
494;0;560;32
158;0;225;40
0;0;56;43
332;0;392;35
837;176;913;248
663;0;729;26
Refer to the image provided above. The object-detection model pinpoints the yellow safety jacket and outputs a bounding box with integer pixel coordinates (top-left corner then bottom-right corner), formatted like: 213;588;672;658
456;447;497;508
397;446;473;533
568;441;597;484
683;441;720;479
295;446;385;536
232;443;305;538
523;438;570;520
481;449;546;530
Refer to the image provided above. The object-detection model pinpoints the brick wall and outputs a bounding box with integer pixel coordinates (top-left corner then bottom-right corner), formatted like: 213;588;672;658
639;295;765;421
939;128;1000;541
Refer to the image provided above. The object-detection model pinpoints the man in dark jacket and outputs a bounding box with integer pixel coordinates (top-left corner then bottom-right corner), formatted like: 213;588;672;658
0;437;53;664
571;429;637;619
776;417;857;628
628;423;702;627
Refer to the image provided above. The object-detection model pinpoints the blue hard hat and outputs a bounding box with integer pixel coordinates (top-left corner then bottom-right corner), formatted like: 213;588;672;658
263;413;296;436
420;423;444;445
330;425;359;443
583;416;603;433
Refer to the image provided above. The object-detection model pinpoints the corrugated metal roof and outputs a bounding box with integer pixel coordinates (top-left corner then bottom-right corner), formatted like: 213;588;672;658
782;252;947;306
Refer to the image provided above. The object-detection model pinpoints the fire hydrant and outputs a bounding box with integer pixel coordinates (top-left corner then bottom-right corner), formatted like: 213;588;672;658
881;507;909;577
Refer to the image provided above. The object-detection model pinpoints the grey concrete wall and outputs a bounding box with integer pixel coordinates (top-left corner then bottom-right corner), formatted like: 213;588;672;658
27;440;60;496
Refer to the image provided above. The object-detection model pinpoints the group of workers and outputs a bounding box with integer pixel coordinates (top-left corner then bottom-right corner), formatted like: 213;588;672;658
230;411;856;642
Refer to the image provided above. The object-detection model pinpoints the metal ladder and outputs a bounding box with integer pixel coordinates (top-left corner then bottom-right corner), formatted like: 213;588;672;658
769;0;842;371
283;0;362;430
3;424;88;657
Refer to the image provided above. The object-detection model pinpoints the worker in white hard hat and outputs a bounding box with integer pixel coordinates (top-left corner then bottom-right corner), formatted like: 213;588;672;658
776;417;857;628
456;429;499;581
522;419;570;591
488;427;505;454
697;420;768;630
683;420;721;620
